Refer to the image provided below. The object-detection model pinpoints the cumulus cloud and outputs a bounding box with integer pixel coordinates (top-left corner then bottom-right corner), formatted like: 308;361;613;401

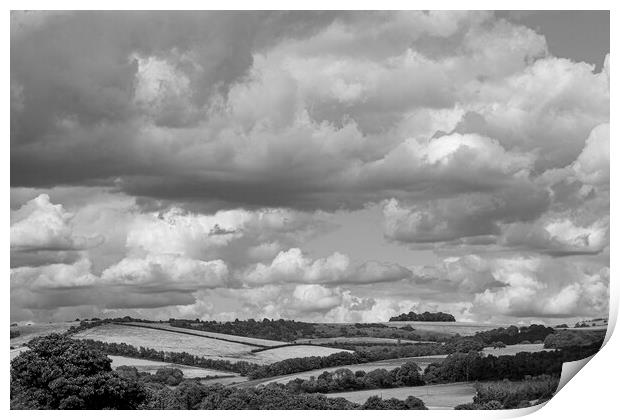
11;12;608;211
572;123;610;185
11;194;102;251
101;254;229;291
241;248;411;286
10;11;609;323
471;256;609;318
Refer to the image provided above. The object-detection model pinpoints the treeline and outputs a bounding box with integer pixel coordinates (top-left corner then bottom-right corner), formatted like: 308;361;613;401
423;351;567;383
145;381;426;410
283;362;424;394
472;325;555;346
248;343;449;379
170;318;316;342
455;375;559;410
10;330;21;339
544;329;605;350
80;339;261;376
389;311;456;322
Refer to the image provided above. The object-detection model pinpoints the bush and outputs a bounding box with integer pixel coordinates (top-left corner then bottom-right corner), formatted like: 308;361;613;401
11;334;148;409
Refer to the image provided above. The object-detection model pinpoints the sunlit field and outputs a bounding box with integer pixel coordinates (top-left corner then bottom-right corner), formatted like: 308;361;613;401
328;382;477;409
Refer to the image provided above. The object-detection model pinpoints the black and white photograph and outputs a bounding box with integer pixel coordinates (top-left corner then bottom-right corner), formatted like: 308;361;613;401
9;8;612;411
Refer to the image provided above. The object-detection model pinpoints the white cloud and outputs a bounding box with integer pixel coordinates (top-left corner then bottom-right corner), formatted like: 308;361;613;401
101;254;229;290
11;194;102;252
573;123;610;185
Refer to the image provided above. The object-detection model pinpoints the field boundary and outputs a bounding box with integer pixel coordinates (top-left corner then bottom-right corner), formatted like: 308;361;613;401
112;322;269;348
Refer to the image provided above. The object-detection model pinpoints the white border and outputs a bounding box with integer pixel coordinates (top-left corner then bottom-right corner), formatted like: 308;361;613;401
4;3;617;420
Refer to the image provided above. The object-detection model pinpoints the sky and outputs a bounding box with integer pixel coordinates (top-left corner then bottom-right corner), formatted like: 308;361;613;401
10;11;609;325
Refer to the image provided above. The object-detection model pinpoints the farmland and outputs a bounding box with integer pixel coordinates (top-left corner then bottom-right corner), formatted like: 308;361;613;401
122;322;286;347
252;345;352;364
327;382;477;409
481;343;554;357
10;318;580;410
109;355;238;378
73;323;261;362
10;321;80;347
383;321;510;336
72;322;346;365
294;336;433;345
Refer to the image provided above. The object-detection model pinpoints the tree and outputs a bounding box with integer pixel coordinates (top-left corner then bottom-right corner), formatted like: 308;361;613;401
11;334;147;409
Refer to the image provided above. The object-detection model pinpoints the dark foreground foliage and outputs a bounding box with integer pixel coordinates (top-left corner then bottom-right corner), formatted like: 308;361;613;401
10;334;148;409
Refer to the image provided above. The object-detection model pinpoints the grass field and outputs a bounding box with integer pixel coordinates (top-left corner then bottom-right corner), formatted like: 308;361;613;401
124;322;286;347
73;323;344;365
294;336;433;345
327;382;476;409
382;321;509;336
73;323;262;362
252;345;352;364
109;355;237;378
481;343;554;357
10;321;80;347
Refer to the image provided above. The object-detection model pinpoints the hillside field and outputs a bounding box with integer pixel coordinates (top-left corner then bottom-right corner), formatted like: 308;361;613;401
109;355;238;378
73;323;346;365
10;321;80;347
327;382;476;409
481;343;554;357
124;322;286;347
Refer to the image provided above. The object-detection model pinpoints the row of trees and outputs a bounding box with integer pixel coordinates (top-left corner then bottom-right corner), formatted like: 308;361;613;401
472;325;555;346
543;330;605;350
144;380;426;410
76;337;448;380
389;311;456;322
170;318;316;342
80;339;262;375
283;362;424;394
423;351;565;383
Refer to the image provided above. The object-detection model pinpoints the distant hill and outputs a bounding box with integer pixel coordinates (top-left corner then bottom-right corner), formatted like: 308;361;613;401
389;311;456;322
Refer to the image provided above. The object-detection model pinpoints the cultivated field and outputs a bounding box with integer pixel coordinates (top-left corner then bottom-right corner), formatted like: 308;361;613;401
123;322;286;347
10;321;80;347
109;355;238;378
73;323;345;365
327;382;476;409
481;343;554;357
73;323;262;362
294;336;433;345
252;345;352;364
382;321;509;336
